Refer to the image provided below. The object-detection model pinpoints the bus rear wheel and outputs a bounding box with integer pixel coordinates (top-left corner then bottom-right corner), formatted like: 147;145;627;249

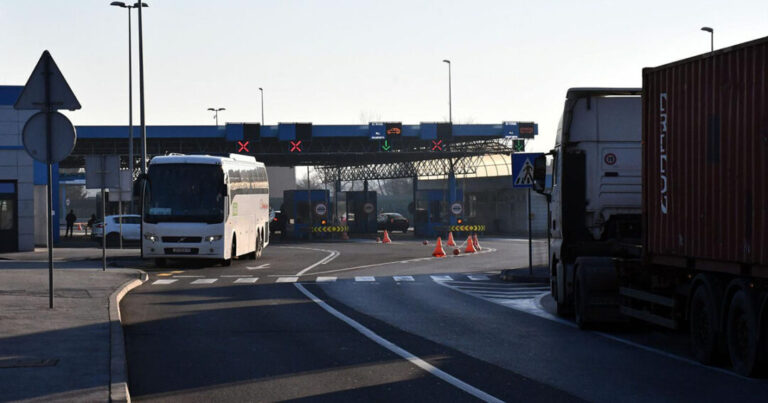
255;234;263;258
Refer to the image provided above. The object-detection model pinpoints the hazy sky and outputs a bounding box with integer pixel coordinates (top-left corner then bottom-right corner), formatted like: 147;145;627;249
2;0;767;151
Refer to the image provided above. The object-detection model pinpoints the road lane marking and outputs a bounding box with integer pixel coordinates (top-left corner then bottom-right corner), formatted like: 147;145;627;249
274;246;340;276
294;283;504;403
307;248;499;277
393;276;415;282
430;275;453;282
276;276;299;283
234;277;259;283
467;275;490;281
152;279;177;285
247;263;271;270
355;276;376;282
191;279;217;284
172;275;203;278
315;276;337;282
221;274;251;277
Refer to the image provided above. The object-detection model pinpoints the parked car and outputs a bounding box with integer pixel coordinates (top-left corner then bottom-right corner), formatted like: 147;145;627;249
270;210;286;235
92;214;141;246
377;212;409;233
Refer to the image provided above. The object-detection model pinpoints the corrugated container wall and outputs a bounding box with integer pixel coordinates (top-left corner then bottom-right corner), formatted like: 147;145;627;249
642;36;768;269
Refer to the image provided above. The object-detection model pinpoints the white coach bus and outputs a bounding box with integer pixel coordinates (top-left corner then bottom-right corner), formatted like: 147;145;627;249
141;154;269;266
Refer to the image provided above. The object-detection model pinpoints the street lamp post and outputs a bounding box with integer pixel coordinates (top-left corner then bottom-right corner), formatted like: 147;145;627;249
259;87;264;125
208;107;226;126
442;59;452;123
109;1;138;213
701;26;714;53
136;1;149;173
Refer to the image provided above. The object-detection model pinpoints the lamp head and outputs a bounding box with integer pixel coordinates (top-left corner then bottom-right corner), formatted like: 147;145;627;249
701;27;713;33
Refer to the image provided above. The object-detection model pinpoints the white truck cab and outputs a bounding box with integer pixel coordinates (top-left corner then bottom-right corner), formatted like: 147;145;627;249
535;88;642;315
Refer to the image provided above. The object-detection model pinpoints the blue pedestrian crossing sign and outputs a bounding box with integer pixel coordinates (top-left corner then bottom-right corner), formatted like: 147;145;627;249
512;153;543;188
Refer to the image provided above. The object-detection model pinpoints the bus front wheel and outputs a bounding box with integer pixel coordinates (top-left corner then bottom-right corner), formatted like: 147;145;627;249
223;238;236;267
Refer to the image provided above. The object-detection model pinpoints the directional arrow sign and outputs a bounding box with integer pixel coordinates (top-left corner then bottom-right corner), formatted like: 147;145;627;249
15;51;81;111
382;140;391;151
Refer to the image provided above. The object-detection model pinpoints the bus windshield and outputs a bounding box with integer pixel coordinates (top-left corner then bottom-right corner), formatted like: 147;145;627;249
145;164;225;223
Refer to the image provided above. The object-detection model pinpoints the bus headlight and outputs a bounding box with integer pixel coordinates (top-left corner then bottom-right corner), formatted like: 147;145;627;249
144;233;158;243
206;235;223;242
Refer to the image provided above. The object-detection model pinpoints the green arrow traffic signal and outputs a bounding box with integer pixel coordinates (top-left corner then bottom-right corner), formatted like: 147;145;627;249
513;139;525;152
382;140;391;151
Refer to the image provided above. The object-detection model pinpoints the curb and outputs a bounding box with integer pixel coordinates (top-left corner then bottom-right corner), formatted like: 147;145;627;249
109;270;148;403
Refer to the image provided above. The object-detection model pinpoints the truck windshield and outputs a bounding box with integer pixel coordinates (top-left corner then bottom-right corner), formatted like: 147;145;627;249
145;164;225;223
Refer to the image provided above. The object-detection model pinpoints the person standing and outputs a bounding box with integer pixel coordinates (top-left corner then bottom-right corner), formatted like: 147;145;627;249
65;210;77;238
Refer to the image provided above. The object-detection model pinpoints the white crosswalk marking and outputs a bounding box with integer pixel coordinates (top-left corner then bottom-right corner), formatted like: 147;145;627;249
315;276;337;282
152;279;178;285
276;276;298;283
467;275;490;281
440;279;549;307
234;277;259;283
191;278;217;284
393;275;415;282
430;275;453;282
355;276;376;282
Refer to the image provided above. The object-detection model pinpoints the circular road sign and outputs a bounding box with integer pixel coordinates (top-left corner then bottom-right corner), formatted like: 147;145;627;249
450;202;463;215
363;202;375;214
22;111;76;163
604;153;617;166
314;203;328;216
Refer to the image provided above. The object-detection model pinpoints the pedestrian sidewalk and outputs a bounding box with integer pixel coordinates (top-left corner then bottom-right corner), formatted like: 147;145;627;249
0;261;145;402
0;247;139;262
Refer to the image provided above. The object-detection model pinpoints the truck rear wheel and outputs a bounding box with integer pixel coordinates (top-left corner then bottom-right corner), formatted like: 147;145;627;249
726;289;761;376
689;284;720;364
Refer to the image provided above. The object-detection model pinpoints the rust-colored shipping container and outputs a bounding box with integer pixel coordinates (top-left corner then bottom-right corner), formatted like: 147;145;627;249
642;36;768;272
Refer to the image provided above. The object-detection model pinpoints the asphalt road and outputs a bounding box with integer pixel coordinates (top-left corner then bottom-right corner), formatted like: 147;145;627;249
120;238;768;402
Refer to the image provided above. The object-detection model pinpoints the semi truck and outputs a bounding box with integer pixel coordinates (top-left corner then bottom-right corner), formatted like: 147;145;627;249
533;36;768;376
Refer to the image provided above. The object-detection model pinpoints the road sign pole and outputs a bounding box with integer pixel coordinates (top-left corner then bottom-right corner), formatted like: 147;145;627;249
14;50;82;309
101;157;107;271
119;197;123;249
528;188;533;275
43;53;55;309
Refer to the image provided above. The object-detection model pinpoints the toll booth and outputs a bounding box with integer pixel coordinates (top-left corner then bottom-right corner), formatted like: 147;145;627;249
283;189;331;239
413;189;464;238
344;191;377;234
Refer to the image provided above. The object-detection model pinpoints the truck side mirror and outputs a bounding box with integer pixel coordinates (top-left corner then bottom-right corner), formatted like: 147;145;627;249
533;155;550;194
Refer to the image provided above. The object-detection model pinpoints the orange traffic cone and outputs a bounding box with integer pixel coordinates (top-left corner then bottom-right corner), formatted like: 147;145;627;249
464;236;477;253
382;230;392;244
472;233;481;251
446;232;456;247
432;237;446;257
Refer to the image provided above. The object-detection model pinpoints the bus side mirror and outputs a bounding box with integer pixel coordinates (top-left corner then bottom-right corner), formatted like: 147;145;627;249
533;155;550;195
